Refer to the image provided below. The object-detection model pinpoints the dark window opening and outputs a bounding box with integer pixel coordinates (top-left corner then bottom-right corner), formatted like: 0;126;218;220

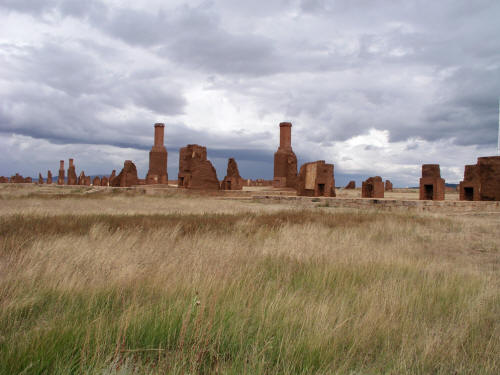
227;181;231;190
179;177;184;187
424;184;433;200
464;187;474;201
318;183;325;195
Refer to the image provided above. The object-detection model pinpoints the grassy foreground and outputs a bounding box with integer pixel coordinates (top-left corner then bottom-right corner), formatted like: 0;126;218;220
0;195;499;374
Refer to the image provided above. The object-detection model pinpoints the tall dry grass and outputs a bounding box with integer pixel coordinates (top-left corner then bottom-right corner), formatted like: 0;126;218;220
0;192;498;374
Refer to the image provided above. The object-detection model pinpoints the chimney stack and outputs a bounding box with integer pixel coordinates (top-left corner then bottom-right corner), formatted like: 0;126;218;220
279;122;292;150
154;123;165;148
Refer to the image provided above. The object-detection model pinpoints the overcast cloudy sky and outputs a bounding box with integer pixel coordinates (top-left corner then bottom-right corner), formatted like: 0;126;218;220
1;0;499;186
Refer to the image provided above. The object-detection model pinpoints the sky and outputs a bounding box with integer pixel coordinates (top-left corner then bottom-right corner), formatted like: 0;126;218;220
0;0;499;187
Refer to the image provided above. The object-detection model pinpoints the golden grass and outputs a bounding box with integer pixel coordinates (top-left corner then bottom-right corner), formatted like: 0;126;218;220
0;185;498;374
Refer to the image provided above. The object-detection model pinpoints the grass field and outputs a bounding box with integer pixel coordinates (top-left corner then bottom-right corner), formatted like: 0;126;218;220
0;185;498;374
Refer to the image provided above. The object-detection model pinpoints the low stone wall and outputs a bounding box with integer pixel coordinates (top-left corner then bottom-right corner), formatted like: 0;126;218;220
251;195;500;212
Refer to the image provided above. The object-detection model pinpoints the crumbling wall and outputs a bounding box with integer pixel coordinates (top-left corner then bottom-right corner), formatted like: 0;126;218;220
221;158;243;190
385;180;393;191
477;156;500;201
178;144;219;190
362;176;384;198
419;164;445;201
93;176;101;186
344;181;356;189
297;160;335;197
110;161;138;187
47;171;52;184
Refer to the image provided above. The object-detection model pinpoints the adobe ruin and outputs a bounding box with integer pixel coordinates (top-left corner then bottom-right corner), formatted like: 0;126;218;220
297;160;336;197
273;122;297;189
459;156;500;201
58;160;65;185
38;173;44;184
77;171;86;185
110;161;138;187
362;176;384;198
178;144;219;190
146;123;168;184
221;158;243;190
67;158;77;185
93;176;101;186
385;180;393;191
419;164;445;201
344;181;356;189
47;171;52;184
0;176;8;183
101;176;109;186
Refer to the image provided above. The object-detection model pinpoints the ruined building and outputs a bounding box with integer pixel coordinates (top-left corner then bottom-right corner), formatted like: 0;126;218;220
344;181;356;189
93;176;101;186
67;158;77;185
101;176;109;186
47;171;52;184
459;156;500;201
58;160;65;185
419;164;445;201
273;122;297;189
362;176;384;198
221;158;243;190
146;123;168;184
385;180;393;191
178;144;219;190
110;160;139;187
297;160;336;197
38;173;44;184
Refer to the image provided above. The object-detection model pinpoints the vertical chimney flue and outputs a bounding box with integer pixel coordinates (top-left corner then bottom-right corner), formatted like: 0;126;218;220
279;122;292;150
59;160;64;169
69;158;74;168
154;123;165;147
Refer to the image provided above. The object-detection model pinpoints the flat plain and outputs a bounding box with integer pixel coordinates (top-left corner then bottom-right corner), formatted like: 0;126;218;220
0;184;498;374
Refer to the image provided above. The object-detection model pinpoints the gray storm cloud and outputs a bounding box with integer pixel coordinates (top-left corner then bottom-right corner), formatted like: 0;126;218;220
0;0;499;184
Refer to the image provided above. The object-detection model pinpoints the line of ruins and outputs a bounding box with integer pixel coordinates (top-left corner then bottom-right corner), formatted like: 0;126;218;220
1;122;499;201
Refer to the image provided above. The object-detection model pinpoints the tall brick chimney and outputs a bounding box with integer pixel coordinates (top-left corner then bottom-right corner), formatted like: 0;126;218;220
279;122;292;150
154;123;165;148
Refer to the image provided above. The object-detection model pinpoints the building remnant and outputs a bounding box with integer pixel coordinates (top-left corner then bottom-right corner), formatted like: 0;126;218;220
344;181;356;189
221;158;243;190
101;176;109;186
178;144;219;190
146;123;168;184
459;156;500;201
419;164;445;201
38;173;44;184
77;171;86;185
93;176;101;186
67;158;77;185
0;176;8;183
297;160;336;197
47;171;53;184
110;161;138;187
58;160;65;185
273;122;297;188
385;180;393;191
362;176;384;198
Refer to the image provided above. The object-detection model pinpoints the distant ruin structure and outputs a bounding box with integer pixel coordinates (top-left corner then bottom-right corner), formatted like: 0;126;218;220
273;122;297;189
459;156;500;201
93;176;101;186
58;160;65;185
344;181;356;189
221;158;243;190
362;176;384;198
38;173;44;184
47;171;52;184
77;171;86;185
110;161;138;187
297;160;336;197
0;176;8;183
419;164;445;201
146;123;168;184
385;180;393;191
178;144;219;190
67;158;77;185
101;176;109;186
